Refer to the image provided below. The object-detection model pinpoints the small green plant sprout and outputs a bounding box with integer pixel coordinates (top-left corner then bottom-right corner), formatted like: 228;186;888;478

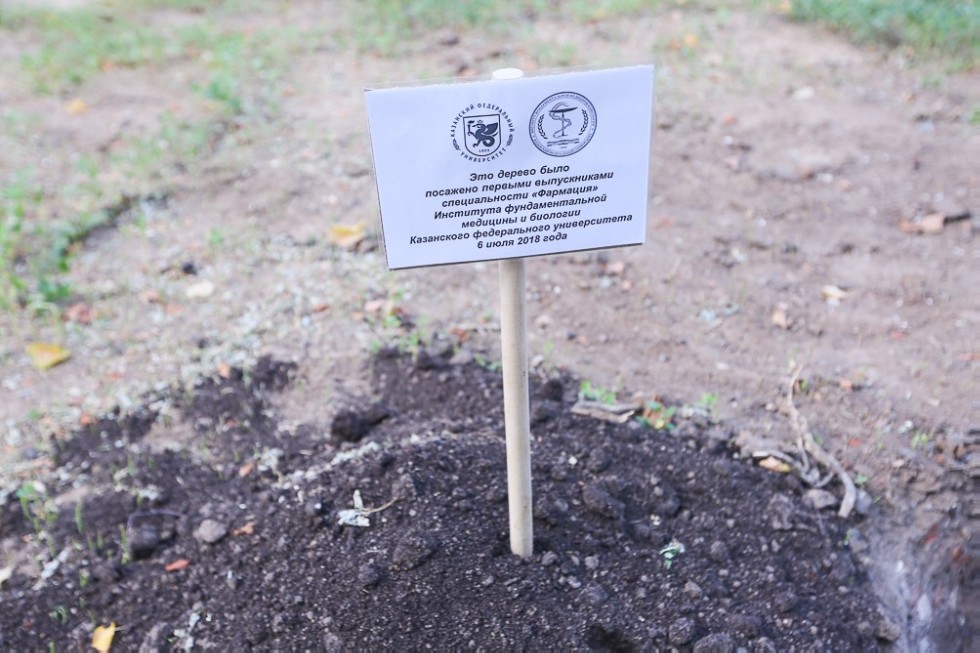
49;605;68;625
579;380;617;404
910;431;930;450
660;540;685;569
74;501;85;535
16;480;58;536
854;472;869;487
638;399;677;431
696;392;718;412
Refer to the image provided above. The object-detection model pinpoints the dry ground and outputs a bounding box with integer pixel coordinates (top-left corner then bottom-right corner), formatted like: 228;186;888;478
0;0;977;649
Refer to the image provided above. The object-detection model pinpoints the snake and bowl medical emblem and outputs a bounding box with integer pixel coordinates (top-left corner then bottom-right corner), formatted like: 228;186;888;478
529;91;598;157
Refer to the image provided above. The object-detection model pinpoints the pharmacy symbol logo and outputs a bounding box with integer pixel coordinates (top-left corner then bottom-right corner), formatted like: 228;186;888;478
529;91;597;157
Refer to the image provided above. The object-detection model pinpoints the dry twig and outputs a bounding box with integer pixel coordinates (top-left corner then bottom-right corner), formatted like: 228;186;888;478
786;366;857;518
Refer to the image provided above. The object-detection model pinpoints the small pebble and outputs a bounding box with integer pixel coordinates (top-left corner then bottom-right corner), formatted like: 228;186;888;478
194;519;228;544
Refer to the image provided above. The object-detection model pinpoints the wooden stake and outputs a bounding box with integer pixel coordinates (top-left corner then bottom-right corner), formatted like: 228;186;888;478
499;257;533;557
493;67;533;558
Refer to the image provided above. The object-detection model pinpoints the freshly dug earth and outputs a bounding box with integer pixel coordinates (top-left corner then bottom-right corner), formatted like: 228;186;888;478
1;353;901;650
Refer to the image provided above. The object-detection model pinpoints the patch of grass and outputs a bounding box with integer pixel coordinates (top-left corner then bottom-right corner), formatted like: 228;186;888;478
0;173;43;309
579;380;618;404
351;0;538;54
568;0;668;20
5;3;296;97
13;10;173;93
785;0;979;67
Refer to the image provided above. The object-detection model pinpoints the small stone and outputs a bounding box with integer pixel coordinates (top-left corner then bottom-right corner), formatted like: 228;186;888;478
774;588;797;613
766;494;795;531
669;617;697;646
708;541;730;563
539;378;564;402
194;519;228;544
138;622;170;653
358;563;385;588
128;522;161;560
856;620;875;638
845;527;870;554
581;481;625;520
566;576;582;589
693;632;735;653
684;580;704;601
392;531;440;571
584;555;599;571
751;637;778;653
541;551;559;567
875;609;902;642
729;614;762;639
855;489;873;516
583;584;608;605
803;488;838;511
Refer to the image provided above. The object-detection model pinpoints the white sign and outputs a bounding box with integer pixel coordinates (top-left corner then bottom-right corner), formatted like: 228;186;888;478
365;66;654;270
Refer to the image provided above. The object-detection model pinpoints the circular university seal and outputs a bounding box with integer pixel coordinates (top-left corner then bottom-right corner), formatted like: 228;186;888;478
529;91;597;157
450;102;515;163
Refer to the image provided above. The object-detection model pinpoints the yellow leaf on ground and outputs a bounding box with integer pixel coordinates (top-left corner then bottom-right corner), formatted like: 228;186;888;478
66;98;88;114
25;343;71;370
328;223;367;249
758;456;792;473
92;622;116;652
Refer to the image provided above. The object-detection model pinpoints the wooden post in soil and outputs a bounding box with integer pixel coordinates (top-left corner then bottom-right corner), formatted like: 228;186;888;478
493;67;534;558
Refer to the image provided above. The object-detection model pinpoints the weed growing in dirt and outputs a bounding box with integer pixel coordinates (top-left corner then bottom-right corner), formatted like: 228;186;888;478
638;399;677;431
910;430;931;449
0;173;38;308
579;380;618;404
15;480;58;542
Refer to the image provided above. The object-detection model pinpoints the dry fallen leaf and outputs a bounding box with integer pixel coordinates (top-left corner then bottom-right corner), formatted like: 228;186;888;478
66;98;88;114
604;261;626;276
771;306;790;330
165;559;190;572
820;285;848;304
233;522;255;536
238;462;255;478
758;456;792;473
328;223;367;249
899;213;946;235
79;412;97;427
216;362;232;379
63;302;94;324
92;622;116;652
25;342;71;370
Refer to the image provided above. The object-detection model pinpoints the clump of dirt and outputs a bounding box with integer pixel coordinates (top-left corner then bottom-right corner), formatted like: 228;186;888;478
0;353;921;649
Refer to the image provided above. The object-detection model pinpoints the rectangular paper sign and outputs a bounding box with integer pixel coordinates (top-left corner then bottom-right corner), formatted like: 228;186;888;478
365;65;654;270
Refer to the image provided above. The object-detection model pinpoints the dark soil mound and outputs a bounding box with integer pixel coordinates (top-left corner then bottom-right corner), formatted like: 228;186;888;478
1;352;896;650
